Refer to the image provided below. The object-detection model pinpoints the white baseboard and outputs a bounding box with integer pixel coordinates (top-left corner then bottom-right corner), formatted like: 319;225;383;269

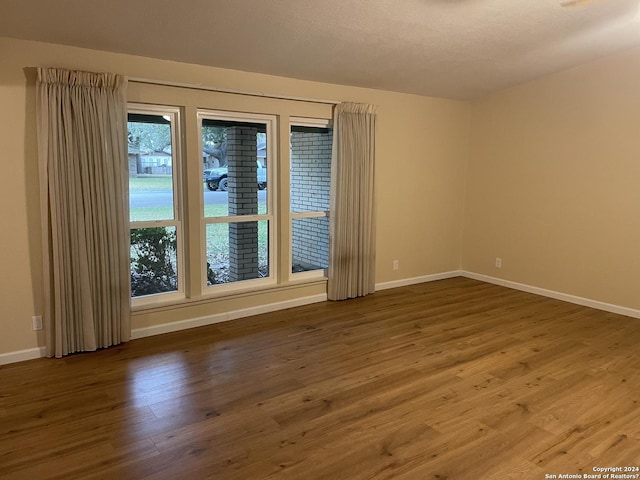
133;272;465;340
131;293;328;339
6;272;636;365
0;346;47;366
375;270;462;291
461;271;640;320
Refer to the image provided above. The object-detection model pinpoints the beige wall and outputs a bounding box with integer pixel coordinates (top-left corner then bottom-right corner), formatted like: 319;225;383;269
0;37;469;357
4;35;639;360
463;46;640;310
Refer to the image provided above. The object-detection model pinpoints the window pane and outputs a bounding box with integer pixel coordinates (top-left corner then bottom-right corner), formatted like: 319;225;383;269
130;227;178;297
292;216;329;273
290;126;332;213
206;221;269;285
202;119;267;217
128;113;175;222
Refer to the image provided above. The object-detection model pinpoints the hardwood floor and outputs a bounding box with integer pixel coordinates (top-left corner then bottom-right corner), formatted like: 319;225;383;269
1;277;640;479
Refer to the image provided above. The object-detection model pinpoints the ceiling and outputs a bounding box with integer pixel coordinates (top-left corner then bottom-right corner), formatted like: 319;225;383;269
1;0;640;99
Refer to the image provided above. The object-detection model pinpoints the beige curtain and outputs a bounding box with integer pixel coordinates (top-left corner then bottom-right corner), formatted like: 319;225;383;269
328;102;377;301
36;67;130;358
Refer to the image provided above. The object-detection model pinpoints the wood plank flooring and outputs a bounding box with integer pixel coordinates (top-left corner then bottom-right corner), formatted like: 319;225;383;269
1;277;640;479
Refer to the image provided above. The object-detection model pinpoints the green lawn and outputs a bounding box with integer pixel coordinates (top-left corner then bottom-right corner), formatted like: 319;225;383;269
205;221;269;265
129;176;175;221
129;207;173;222
129;176;173;192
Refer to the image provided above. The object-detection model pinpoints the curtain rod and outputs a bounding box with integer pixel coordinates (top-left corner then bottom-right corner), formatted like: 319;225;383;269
128;76;341;105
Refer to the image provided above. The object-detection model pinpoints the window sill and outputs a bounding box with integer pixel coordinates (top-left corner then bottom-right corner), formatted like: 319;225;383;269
131;277;327;314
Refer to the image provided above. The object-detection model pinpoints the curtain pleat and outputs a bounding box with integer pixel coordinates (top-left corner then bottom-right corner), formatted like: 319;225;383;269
36;67;130;358
328;102;377;301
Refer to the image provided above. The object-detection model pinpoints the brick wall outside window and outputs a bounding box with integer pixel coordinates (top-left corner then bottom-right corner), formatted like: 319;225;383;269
290;129;332;271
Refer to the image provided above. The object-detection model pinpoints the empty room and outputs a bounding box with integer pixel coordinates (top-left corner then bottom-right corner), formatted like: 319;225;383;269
1;0;640;478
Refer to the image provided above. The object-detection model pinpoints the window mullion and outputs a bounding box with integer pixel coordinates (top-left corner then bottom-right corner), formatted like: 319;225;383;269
131;220;180;229
204;214;271;225
291;211;328;219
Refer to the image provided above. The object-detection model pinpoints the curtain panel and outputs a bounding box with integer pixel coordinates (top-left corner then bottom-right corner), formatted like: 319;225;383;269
36;67;130;358
328;102;377;301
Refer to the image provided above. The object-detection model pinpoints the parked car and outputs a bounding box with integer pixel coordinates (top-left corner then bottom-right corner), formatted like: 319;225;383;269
204;162;267;191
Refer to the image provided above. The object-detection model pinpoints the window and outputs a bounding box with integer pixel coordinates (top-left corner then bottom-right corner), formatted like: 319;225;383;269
128;106;183;303
290;119;333;278
125;82;334;305
199;111;276;291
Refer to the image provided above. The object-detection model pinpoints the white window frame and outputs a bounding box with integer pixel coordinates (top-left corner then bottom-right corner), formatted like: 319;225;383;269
198;109;277;294
289;117;332;281
128;104;185;306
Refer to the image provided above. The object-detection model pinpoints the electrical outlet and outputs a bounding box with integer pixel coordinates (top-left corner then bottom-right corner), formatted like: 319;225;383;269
32;315;43;331
495;257;502;269
392;260;399;271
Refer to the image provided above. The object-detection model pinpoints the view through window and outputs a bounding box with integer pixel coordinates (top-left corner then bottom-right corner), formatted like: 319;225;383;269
290;122;333;276
200;113;274;288
126;101;332;303
128;108;182;300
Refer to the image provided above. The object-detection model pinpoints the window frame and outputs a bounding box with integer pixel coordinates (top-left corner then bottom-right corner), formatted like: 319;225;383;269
128;104;185;306
198;109;278;294
289;117;333;281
